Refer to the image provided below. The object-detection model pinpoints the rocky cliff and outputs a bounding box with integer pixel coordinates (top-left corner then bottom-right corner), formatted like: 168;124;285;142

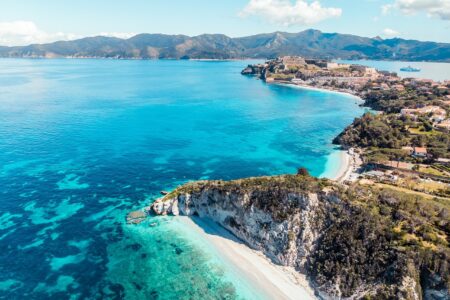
151;175;449;299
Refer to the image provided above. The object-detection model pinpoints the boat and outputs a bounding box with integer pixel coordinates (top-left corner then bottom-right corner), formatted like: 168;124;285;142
400;66;421;72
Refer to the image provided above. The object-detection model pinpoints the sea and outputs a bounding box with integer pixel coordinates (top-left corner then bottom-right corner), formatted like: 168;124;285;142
0;58;367;299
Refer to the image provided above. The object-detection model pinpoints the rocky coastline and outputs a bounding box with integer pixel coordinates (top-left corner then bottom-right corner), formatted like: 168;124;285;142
128;58;449;299
241;59;380;105
145;176;449;299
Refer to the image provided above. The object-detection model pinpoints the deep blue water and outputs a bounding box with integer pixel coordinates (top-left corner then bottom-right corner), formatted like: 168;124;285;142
0;59;364;299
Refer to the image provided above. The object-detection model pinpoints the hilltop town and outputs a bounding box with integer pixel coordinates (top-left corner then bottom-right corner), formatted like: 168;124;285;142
243;57;450;199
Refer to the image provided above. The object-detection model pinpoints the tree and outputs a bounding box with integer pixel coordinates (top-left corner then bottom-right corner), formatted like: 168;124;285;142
297;167;310;177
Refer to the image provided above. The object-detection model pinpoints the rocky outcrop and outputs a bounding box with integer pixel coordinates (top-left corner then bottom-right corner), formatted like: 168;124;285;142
126;210;147;224
150;175;449;299
241;64;265;76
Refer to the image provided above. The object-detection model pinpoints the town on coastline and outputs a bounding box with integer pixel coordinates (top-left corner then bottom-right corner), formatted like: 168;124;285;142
128;57;450;300
243;56;450;198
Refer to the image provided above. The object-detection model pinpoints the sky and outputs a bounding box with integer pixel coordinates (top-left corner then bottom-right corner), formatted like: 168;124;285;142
0;0;449;46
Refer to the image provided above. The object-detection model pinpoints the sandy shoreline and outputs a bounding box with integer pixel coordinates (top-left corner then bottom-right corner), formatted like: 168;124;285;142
324;148;362;182
177;216;316;300
274;81;365;103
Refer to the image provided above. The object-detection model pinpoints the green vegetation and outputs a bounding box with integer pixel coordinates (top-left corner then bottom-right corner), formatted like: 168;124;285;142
334;113;450;161
363;82;450;113
333;113;409;149
163;175;450;298
267;73;294;80
310;182;449;298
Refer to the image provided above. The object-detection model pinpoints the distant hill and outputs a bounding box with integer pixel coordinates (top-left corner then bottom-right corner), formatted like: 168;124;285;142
1;29;449;62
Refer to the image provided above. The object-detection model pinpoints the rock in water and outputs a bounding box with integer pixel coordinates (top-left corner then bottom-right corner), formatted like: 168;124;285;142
126;210;147;224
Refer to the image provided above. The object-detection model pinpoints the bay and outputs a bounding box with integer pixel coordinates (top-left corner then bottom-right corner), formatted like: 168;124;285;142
0;59;364;299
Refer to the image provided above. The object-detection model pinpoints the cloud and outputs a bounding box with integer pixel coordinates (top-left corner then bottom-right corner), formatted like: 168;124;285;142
0;21;136;46
240;0;342;26
383;28;399;37
98;32;136;39
0;21;76;46
382;0;450;20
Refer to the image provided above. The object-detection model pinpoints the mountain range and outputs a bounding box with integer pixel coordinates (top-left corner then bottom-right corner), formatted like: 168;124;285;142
1;29;449;61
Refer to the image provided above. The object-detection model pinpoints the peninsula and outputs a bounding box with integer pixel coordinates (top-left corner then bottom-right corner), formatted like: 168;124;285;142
243;56;450;189
128;57;450;299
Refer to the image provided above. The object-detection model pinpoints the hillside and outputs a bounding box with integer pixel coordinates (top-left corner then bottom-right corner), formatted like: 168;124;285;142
1;29;449;61
150;175;450;299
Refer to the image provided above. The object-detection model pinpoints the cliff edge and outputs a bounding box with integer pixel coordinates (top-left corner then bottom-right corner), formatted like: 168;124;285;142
150;175;449;299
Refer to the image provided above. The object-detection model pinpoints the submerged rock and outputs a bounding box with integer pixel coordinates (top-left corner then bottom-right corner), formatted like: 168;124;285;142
126;210;147;224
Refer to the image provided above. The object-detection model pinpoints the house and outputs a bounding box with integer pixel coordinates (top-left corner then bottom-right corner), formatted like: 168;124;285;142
402;146;428;158
413;147;428;158
400;106;446;121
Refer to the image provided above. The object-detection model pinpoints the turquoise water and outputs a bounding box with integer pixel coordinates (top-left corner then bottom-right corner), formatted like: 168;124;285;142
337;59;450;81
0;59;364;299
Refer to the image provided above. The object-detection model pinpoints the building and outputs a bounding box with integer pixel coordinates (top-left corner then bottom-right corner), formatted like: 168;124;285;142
413;147;428;158
281;56;306;68
400;106;447;121
326;62;339;69
365;67;378;76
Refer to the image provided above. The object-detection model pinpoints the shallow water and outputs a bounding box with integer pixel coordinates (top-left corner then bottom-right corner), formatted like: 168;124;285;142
0;59;365;299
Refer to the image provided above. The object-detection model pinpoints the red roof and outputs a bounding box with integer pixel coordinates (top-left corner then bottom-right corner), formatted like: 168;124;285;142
414;147;427;154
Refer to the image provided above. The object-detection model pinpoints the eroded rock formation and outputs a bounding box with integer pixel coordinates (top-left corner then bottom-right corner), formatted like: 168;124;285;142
150;175;449;299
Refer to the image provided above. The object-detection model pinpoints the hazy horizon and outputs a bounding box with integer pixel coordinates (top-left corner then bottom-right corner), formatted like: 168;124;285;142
1;1;449;47
1;28;449;48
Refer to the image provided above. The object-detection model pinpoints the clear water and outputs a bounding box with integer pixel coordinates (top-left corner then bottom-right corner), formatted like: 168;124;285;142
0;59;365;299
337;59;450;82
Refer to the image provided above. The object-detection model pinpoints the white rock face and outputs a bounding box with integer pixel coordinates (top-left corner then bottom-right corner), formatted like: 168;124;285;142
151;189;326;268
149;185;436;299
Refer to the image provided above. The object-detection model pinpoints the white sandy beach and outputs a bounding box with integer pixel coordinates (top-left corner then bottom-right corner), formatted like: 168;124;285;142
329;150;351;182
178;216;316;300
276;82;365;103
323;148;362;183
328;148;362;182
